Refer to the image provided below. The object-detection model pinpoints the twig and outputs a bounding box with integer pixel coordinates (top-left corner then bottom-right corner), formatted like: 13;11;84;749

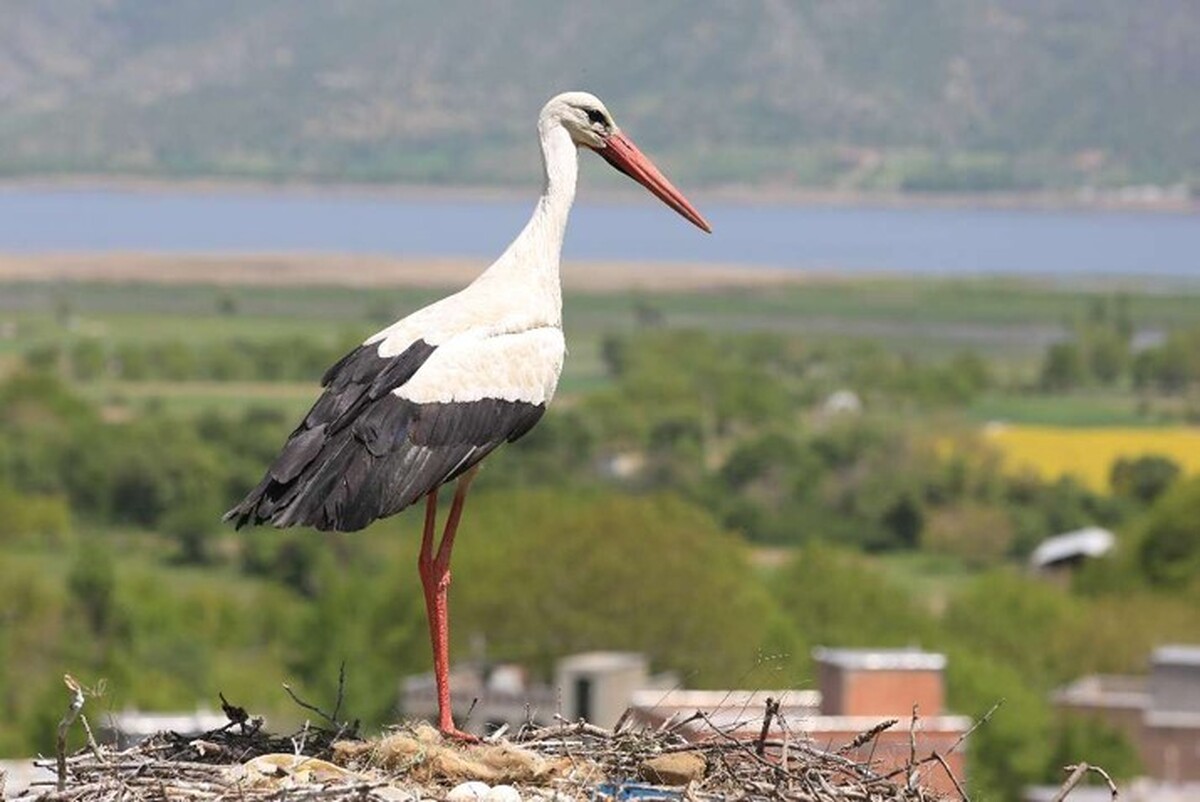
906;704;919;791
837;719;898;756
947;699;1003;756
282;682;340;728
930;751;969;802
78;714;104;762
463;697;479;729
1089;765;1120;800
57;674;86;792
293;720;311;756
332;661;347;723
756;697;780;757
1051;763;1091;802
1052;763;1119;802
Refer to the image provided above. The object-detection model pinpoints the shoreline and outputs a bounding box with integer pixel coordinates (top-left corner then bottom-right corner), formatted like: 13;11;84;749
0;252;814;293
1;253;1195;294
1;175;1195;215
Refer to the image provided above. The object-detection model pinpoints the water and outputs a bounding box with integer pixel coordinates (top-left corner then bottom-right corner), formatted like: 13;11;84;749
0;187;1197;277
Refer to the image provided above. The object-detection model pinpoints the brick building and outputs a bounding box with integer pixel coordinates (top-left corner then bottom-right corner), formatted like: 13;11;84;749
1053;644;1200;782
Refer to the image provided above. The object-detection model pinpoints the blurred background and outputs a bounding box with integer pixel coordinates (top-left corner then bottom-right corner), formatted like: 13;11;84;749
1;3;1199;799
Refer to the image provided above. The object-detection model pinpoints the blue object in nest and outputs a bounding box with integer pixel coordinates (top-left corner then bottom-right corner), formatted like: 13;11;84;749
592;783;683;802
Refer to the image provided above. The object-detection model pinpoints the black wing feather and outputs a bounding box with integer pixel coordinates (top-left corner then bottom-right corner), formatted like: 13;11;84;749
224;338;546;533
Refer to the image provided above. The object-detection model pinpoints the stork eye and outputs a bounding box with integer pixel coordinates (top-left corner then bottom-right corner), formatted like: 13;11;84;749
585;108;607;126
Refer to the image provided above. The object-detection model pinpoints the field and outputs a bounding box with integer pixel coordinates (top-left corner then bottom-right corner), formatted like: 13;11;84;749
4;254;1200;429
986;424;1200;490
6;253;1200;419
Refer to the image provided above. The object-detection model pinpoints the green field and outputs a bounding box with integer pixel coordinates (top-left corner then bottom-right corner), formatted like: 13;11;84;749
6;275;1199;421
967;392;1185;427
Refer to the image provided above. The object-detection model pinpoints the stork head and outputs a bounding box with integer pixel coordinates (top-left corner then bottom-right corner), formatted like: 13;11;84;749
541;91;711;233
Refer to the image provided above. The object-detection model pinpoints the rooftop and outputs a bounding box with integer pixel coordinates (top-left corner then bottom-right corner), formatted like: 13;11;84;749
813;647;946;672
556;651;647;672
1029;526;1115;569
1052;674;1150;710
1154;644;1200;668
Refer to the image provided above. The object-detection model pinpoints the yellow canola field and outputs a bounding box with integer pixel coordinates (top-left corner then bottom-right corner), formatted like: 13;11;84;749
984;425;1200;491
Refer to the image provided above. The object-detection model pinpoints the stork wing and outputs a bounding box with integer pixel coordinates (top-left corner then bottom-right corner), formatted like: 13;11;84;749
224;328;562;532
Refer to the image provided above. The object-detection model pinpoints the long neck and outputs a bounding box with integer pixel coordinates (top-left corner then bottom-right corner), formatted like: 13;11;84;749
477;122;578;297
531;120;580;250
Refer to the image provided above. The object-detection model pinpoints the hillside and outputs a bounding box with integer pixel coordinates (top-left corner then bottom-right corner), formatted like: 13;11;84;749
1;1;1198;191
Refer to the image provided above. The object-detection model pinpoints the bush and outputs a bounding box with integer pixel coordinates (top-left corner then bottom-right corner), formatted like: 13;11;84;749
1110;454;1181;505
1044;716;1142;783
921;503;1014;567
452;490;784;686
772;544;934;662
1138;476;1200;589
0;484;71;544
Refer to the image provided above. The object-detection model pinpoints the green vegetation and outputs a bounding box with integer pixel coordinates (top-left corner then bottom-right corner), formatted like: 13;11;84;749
1;3;1198;191
3;274;1200;800
1038;295;1200;414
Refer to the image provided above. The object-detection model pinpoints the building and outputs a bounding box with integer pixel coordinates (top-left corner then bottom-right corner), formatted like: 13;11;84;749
1053;644;1200;782
556;652;678;729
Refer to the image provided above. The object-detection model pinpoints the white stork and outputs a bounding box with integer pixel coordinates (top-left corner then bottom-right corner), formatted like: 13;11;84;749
226;91;710;740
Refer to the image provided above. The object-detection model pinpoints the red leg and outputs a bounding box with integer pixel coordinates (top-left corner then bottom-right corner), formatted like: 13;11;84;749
416;467;480;742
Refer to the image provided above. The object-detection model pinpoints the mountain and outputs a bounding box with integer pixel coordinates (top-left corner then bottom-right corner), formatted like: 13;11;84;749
1;1;1197;191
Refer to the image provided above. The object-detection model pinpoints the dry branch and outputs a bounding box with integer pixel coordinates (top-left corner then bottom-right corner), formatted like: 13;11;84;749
1051;763;1119;802
56;675;86;792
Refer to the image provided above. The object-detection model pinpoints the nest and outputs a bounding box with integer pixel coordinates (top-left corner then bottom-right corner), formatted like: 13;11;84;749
20;703;967;802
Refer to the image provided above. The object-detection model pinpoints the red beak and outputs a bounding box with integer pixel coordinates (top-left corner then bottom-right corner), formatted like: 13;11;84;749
594;131;712;233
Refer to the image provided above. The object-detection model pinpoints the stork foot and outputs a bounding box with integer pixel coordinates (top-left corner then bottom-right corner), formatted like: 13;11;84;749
438;723;480;744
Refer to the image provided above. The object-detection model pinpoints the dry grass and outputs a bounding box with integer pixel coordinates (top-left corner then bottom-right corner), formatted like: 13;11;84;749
0;253;804;294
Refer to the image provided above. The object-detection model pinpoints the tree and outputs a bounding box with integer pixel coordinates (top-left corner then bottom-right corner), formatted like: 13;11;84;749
1110;455;1181;504
772;544;934;656
68;540;119;637
1132;326;1200;393
1044;716;1141;783
162;502;219;564
881;492;924;549
290;548;429;724
945;650;1052;802
452;490;784;686
1138;476;1200;589
1039;342;1086;390
944;571;1086;687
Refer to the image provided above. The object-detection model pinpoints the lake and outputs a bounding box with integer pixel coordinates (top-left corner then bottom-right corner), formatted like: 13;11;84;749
0;187;1197;278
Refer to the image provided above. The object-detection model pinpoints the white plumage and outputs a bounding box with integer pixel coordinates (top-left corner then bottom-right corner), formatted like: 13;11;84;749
393;327;566;405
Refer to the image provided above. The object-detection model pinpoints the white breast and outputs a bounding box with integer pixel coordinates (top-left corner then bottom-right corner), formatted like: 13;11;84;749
394;327;566;405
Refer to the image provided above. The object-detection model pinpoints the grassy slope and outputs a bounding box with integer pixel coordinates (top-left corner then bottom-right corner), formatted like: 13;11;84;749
0;2;1197;187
